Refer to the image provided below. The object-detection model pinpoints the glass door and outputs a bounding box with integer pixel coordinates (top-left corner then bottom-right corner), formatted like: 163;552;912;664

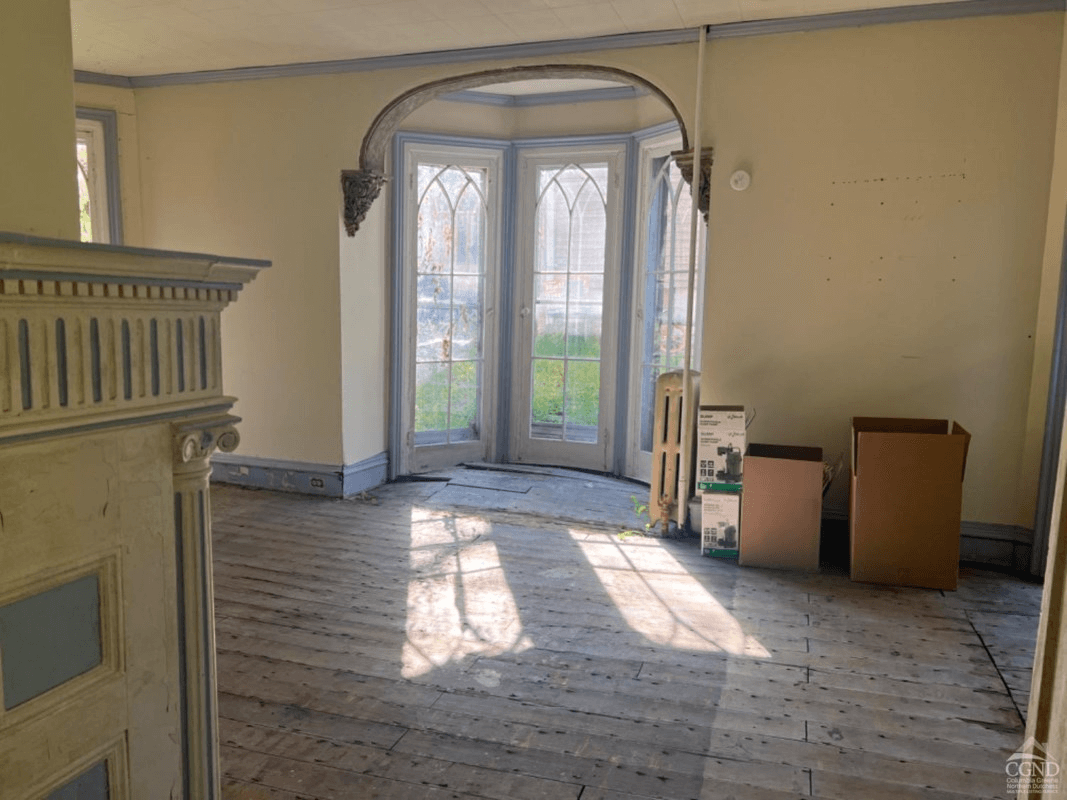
398;142;502;474
625;132;705;481
510;145;626;471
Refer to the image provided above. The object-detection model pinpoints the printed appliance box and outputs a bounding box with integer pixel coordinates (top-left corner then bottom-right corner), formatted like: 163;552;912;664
740;444;823;572
850;417;970;591
702;491;741;558
697;405;746;491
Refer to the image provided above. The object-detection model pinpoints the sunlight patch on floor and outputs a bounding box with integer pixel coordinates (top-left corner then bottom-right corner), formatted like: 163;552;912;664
403;507;533;678
572;529;771;658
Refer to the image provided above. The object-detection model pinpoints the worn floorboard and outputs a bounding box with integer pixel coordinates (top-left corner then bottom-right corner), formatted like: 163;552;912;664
212;468;1042;800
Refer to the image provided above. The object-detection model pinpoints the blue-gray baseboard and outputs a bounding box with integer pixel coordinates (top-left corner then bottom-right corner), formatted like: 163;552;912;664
210;452;388;498
737;505;1035;573
212;468;1037;573
958;521;1034;573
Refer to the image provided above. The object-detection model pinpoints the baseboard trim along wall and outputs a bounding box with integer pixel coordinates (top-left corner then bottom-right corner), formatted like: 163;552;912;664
210;452;388;497
210;463;1036;571
958;521;1034;573
342;452;390;495
724;505;1034;572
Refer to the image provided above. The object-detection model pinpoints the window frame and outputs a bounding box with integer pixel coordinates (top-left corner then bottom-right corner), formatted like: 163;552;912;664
75;108;123;245
395;137;506;476
624;127;707;482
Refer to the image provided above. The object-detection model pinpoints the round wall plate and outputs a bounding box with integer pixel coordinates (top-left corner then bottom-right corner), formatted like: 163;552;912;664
730;170;751;191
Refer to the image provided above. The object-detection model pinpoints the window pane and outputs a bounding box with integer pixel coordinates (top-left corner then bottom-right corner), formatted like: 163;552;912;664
570;182;607;273
415;362;449;433
637;150;705;455
417;182;452;275
76;140;93;243
531;358;564;432
453;185;484;275
451;304;480;361
450;360;479;442
529;161;608;442
413;159;488;446
566;305;601;358
565;360;600;442
534;303;566;357
535;274;566;303
569;274;603;305
415;300;451;363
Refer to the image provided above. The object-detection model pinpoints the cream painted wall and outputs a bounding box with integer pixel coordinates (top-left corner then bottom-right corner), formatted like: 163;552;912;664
510;93;673;138
134;79;362;465
0;0;78;239
699;14;1061;524
402;100;513;139
339;185;389;464
132;13;1061;527
132;45;697;468
403;93;675;139
73;83;146;246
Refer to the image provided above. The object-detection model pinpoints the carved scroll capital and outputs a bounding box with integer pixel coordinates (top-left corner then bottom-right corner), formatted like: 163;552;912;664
672;148;714;222
342;169;388;236
173;414;241;468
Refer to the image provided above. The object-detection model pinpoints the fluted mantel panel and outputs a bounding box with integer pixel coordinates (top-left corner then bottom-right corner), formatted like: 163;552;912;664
0;233;266;444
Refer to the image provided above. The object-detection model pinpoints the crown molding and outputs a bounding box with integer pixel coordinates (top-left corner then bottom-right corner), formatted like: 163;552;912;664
71;0;1064;90
74;70;133;88
706;0;1063;40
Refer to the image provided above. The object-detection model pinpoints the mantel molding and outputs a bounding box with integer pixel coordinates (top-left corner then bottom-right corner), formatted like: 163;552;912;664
0;236;266;442
0;232;268;288
173;414;241;468
0;276;239;305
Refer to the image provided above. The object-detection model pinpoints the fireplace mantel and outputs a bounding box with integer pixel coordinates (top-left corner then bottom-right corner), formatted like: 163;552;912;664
0;232;266;799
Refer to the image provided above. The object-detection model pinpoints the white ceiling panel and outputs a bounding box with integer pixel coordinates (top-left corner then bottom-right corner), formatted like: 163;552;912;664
474;78;630;94
610;0;688;30
69;0;999;77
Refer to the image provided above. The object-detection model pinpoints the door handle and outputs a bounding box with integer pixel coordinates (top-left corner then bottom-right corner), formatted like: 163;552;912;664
520;306;530;318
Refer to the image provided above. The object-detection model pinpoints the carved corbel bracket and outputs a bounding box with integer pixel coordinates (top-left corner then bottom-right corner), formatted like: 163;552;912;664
341;169;388;236
672;148;714;222
173;414;241;468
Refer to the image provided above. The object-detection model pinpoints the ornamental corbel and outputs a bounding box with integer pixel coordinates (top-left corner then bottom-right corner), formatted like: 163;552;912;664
173;414;241;466
341;169;388;236
672;148;714;222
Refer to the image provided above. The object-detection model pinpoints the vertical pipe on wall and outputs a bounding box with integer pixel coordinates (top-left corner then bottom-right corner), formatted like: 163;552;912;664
677;25;707;529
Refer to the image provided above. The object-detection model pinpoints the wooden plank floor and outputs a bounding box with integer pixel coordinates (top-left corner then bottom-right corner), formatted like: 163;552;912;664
211;467;1042;800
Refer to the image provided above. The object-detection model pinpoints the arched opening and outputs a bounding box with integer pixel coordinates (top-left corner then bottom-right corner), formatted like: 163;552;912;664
359;65;689;175
362;68;705;483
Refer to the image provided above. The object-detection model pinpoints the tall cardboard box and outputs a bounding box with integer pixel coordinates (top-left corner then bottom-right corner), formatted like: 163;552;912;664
697;406;745;491
740;444;823;571
850;417;970;591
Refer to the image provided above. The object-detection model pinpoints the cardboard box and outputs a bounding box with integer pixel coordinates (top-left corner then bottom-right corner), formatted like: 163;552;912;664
740;444;824;571
702;491;741;558
697;405;745;491
850;417;970;591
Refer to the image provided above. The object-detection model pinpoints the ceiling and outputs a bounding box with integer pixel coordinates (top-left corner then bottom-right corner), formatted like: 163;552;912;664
70;0;972;78
472;78;630;96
